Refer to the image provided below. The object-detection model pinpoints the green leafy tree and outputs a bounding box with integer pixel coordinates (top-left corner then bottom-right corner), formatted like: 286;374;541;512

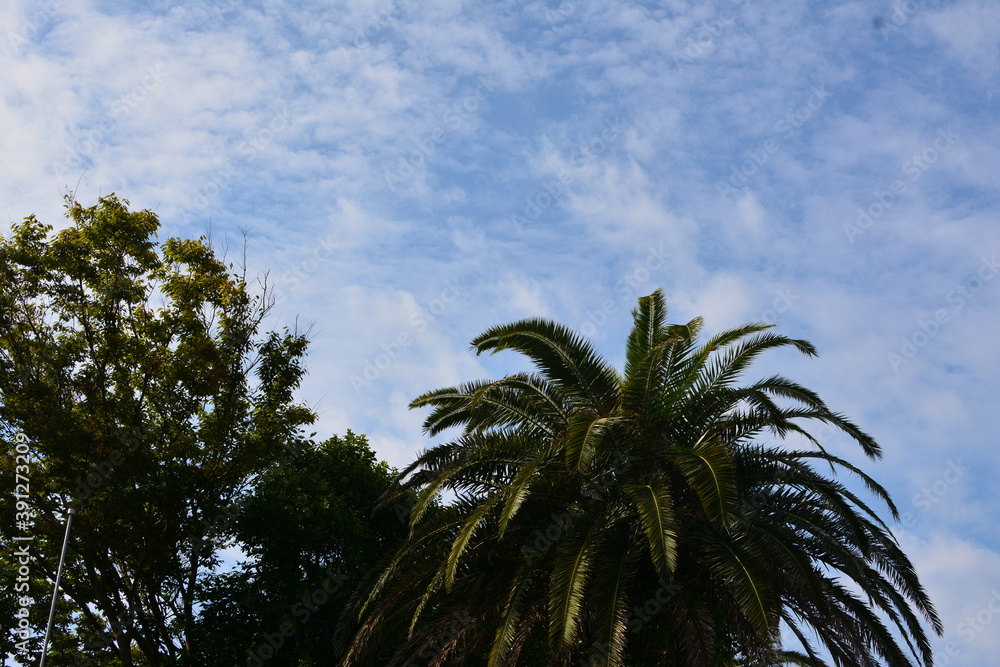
0;195;314;665
341;289;941;666
194;431;410;666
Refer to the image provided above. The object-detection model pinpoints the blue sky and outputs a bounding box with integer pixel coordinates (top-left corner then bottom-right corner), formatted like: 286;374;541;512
2;0;999;663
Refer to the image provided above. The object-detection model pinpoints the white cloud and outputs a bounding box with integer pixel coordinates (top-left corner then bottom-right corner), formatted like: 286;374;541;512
2;5;999;661
922;2;1000;78
898;531;1000;662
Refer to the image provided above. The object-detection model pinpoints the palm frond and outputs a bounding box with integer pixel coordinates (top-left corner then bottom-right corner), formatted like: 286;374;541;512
624;478;678;579
472;318;620;412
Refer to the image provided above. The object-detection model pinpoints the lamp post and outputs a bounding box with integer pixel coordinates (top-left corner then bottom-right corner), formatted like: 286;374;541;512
38;506;75;667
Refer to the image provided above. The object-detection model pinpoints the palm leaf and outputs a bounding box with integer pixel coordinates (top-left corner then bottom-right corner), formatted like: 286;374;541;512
548;521;599;652
564;412;620;473
586;532;637;667
471;318;620;412
624;288;669;378
624;479;678;578
668;438;737;526
692;525;775;639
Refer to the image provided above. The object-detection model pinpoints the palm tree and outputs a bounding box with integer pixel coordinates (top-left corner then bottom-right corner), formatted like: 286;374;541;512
339;289;941;666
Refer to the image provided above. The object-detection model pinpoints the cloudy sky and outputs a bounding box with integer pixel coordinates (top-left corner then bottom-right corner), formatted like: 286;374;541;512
2;0;999;662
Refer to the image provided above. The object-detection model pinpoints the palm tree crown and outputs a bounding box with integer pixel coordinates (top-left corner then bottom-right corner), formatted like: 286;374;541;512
340;289;941;667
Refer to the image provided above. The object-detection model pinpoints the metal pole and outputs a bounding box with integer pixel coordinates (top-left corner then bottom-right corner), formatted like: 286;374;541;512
38;506;75;667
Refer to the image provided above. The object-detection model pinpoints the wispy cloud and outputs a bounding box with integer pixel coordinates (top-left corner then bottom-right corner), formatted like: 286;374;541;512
2;2;999;661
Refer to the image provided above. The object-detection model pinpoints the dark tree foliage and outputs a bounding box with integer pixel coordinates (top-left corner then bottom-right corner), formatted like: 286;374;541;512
193;431;410;666
0;195;314;665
